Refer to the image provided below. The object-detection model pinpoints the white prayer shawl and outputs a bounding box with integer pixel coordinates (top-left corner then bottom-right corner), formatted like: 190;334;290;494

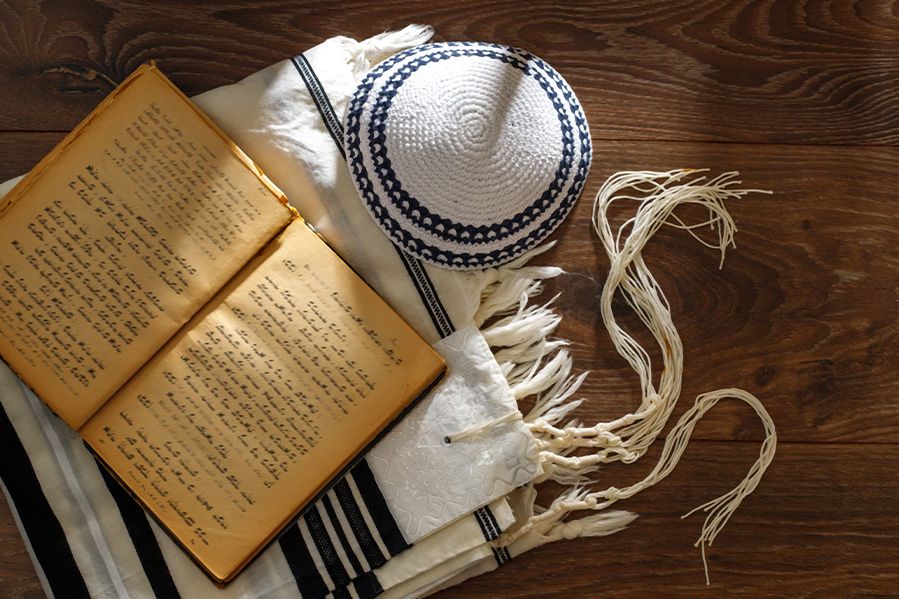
188;26;778;596
0;28;538;599
223;32;776;587
1;24;778;599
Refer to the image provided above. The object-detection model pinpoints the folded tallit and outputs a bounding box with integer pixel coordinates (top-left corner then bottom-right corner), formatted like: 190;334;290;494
2;22;778;599
0;27;545;598
226;26;776;598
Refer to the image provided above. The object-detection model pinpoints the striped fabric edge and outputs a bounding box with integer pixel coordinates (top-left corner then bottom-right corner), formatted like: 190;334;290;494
491;545;512;566
1;370;186;599
477;506;511;565
0;401;90;599
472;506;502;542
278;460;410;598
95;458;182;598
331;503;509;599
1;323;410;599
393;248;455;338
290;54;346;154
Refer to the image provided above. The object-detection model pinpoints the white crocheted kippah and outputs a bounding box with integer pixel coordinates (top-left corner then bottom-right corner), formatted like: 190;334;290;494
345;42;592;270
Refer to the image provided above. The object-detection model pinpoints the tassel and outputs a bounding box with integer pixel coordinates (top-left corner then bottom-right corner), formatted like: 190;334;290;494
500;389;776;585
481;300;561;349
473;241;561;325
532;170;773;469
491;170;775;583
357;24;434;70
509;348;571;400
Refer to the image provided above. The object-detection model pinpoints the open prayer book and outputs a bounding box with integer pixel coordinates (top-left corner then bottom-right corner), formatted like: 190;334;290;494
0;64;446;584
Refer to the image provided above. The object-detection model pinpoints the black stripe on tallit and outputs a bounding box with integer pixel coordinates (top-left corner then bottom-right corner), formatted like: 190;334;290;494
305;506;350;588
394;246;456;338
0;403;90;599
322;493;364;576
333;477;388;569
96;462;181;599
472;507;494;542
291;54;346;156
481;505;502;541
349;570;384;599
279;524;330;598
349;462;409;557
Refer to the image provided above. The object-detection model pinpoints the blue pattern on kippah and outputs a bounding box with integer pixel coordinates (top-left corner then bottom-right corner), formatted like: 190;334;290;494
367;47;573;245
345;42;592;269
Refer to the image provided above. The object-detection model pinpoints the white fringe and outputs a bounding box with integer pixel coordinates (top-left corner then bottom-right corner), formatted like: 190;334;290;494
478;170;776;583
357;24;434;72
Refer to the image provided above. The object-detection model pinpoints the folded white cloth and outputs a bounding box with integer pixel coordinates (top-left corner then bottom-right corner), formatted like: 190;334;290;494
1;23;778;599
0;27;546;598
192;25;540;547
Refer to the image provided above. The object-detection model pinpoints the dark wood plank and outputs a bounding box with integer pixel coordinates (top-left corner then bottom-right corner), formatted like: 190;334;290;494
0;494;43;598
1;0;898;144
0;133;65;181
439;442;899;598
536;141;899;444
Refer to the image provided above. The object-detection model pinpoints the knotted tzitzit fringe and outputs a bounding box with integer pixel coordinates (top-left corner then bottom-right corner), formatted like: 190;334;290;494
506;388;776;584
530;170;770;471
486;170;776;583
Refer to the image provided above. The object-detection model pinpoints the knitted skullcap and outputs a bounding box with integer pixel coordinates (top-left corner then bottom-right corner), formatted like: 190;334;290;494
344;42;592;270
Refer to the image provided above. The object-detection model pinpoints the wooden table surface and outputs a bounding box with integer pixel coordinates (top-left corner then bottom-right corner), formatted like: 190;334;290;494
1;1;897;597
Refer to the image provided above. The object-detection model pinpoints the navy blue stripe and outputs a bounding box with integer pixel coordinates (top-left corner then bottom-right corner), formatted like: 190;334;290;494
492;547;504;565
481;506;501;541
392;248;455;337
394;247;454;337
350;571;384;598
492;545;511;566
0;402;91;599
322;494;363;576
333;478;387;569
96;461;181;599
305;506;350;588
415;266;456;337
291;54;346;158
350;462;409;556
472;507;493;543
279;524;330;598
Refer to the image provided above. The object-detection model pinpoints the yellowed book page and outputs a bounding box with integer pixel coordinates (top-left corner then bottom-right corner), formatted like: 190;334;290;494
0;65;293;429
81;221;445;583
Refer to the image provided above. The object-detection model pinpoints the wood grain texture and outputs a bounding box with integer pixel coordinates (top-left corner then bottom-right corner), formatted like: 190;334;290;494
438;443;899;598
0;496;43;599
0;133;64;179
0;0;898;597
1;0;899;143
539;141;899;444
